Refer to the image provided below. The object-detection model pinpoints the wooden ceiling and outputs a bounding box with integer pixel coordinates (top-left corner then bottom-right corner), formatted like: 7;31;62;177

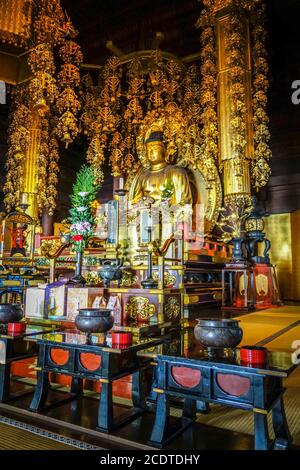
61;0;201;64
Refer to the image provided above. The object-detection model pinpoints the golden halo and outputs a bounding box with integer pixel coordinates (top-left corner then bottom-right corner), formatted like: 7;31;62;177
136;105;189;169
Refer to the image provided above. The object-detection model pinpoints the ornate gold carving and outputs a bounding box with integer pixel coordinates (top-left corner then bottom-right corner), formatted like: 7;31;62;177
164;296;181;320
153;271;176;288
0;0;32;47
124;296;156;321
216;203;253;242
252;157;270;192
40;238;66;258
203;0;258;13
83;271;101;286
197;0;271;208
251;1;271;191
203;0;232;9
83;50;222;232
239;273;247;295
255;273;268;296
120;270;138;287
245;215;264;232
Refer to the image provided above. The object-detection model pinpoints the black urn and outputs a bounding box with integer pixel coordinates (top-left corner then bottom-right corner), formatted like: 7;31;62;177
98;259;123;288
0;303;24;324
194;318;243;349
75;308;114;337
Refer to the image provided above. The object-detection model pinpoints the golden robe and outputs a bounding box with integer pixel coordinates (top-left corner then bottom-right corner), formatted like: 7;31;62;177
131;165;193;205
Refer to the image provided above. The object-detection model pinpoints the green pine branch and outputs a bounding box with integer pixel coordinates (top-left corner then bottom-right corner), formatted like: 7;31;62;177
69;164;102;230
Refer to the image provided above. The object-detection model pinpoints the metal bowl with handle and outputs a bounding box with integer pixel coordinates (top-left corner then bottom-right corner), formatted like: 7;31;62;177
194;318;243;349
0;303;24;324
75;308;114;344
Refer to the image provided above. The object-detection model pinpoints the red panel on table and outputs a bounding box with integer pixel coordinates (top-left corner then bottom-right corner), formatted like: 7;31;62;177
11;358;36;379
50;348;70;366
79;352;102;371
49;372;72;386
171;366;202;388
216;373;251;396
92;376;133;399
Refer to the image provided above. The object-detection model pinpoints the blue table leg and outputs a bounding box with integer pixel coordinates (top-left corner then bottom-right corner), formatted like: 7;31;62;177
183;397;196;420
149;392;169;446
0;363;10;402
272;396;292;450
196;400;210;414
29;370;49;411
132;369;147;410
71;377;83;395
148;366;158;402
98;381;114;432
254;411;270;450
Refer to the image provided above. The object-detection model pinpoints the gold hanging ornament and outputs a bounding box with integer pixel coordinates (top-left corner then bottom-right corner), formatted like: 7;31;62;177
4;0;84;215
82;48;206;179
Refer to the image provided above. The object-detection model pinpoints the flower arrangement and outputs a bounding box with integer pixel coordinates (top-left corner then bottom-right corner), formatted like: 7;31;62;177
69;165;101;252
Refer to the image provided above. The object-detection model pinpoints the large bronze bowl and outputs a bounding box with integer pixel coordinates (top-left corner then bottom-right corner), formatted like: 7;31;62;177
0;303;24;324
75;308;114;335
194;318;243;349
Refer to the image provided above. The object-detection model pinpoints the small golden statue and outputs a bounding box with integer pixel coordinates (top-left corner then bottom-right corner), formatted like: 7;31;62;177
130;129;193;206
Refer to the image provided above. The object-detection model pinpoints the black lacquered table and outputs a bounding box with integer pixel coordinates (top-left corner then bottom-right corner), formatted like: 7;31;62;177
28;330;165;432
142;329;298;450
0;325;57;402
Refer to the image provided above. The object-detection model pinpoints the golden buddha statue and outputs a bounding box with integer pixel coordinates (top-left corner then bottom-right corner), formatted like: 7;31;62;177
130;130;193;206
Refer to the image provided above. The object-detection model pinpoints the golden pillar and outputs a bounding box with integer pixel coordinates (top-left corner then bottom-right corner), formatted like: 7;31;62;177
0;0;32;84
21;108;41;220
212;1;254;205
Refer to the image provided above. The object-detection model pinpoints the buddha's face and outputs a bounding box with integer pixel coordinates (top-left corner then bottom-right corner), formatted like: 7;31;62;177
146;141;166;166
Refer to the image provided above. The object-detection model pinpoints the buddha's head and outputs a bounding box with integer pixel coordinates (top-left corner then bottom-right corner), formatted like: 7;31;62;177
145;131;167;168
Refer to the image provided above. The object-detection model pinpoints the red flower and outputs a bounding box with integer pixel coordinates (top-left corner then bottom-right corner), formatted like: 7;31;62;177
72;234;83;242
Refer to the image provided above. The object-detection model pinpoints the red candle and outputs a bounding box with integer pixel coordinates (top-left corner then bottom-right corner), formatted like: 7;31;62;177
240;346;268;365
112;331;132;347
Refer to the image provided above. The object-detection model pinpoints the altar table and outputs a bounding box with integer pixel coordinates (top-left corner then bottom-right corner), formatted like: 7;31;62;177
0;325;56;402
28;330;165;432
146;330;296;450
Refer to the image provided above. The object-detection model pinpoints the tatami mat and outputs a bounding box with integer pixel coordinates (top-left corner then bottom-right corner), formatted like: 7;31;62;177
237;306;300;346
192;306;300;444
0;420;78;450
266;324;300;351
0;416;102;450
193;366;300;446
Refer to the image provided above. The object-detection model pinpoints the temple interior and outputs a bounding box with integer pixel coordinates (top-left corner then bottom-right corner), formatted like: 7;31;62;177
0;0;299;455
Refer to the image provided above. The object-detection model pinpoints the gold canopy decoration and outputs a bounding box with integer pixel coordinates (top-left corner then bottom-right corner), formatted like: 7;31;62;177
82;50;222;232
82;51;211;178
3;0;83;217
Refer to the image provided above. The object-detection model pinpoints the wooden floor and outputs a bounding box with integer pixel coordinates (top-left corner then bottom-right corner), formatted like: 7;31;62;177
0;387;257;450
0;305;299;450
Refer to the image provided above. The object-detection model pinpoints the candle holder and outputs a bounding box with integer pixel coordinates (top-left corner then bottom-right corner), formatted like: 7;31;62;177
114;188;128;197
141;225;158;289
69;249;86;285
18;203;30;214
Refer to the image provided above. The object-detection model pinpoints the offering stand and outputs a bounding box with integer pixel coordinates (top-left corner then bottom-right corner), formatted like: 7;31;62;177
143;330;296;450
28;330;167;432
0;324;57;402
